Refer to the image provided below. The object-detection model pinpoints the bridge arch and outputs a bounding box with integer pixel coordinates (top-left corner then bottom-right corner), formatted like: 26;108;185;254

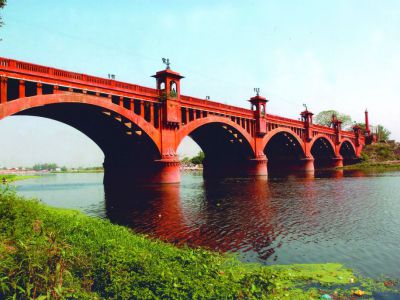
261;128;305;151
0;93;163;177
0;93;161;149
339;138;357;162
309;134;337;168
262;128;307;172
176;116;258;177
176;116;255;154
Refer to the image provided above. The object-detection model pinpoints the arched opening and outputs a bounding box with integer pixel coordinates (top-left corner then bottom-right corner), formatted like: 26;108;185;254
261;104;266;116
177;136;202;169
311;137;336;169
170;81;177;97
340;141;357;165
1;100;162;185
160;81;166;90
264;131;305;174
178;122;255;177
0;115;104;169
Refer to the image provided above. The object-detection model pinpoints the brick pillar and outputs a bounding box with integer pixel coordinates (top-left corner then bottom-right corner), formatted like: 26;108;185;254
37;83;43;95
140;101;145;118
150;103;154;125
330;156;344;168
0;77;7;103
19;80;25;98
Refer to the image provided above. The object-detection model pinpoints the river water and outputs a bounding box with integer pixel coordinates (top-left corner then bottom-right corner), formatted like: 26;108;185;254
13;170;400;279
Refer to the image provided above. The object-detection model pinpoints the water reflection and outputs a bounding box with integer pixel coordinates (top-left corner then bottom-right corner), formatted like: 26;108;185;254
104;169;370;262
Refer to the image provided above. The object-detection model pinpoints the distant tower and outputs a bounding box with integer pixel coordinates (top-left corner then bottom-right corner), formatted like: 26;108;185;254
365;109;371;135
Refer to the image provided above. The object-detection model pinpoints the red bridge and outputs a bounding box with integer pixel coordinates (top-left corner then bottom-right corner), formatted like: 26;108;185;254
0;57;368;184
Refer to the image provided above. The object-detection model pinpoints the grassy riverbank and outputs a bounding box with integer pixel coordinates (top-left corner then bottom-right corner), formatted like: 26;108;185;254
344;143;400;171
0;189;397;299
0;174;38;183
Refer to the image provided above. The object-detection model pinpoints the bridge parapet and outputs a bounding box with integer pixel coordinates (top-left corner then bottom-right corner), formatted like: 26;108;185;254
0;57;159;100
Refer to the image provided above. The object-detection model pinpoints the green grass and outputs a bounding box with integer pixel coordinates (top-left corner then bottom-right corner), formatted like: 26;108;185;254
0;174;38;183
341;143;400;171
343;161;400;171
0;188;398;299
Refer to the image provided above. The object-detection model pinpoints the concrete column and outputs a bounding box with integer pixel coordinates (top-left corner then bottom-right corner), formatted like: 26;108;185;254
19;80;25;98
37;83;42;95
150;103;154;125
140;101;145;118
185;108;190;124
0;77;6;103
301;157;315;172
203;156;268;178
330;156;344;168
103;158;180;185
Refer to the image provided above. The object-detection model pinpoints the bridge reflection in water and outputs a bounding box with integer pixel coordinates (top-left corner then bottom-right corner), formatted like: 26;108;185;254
104;169;362;262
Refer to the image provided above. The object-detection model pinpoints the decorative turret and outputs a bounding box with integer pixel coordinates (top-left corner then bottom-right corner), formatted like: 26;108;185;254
249;88;268;136
152;58;184;128
300;104;313;141
352;123;362;146
331;114;342;144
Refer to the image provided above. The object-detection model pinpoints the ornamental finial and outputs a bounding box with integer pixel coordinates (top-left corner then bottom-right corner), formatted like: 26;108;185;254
162;58;170;70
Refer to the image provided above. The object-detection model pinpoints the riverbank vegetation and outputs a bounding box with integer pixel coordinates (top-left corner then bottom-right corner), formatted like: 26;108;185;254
181;151;205;166
0;189;398;299
344;142;400;171
0;174;38;183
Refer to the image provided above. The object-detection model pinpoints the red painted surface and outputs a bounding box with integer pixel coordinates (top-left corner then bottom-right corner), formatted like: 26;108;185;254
0;57;367;183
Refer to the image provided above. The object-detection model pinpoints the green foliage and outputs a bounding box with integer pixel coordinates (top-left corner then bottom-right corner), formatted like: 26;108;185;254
356;123;391;141
0;190;397;299
33;163;58;171
1;175;38;183
180;157;190;163
376;124;391;141
315;110;352;129
345;142;400;170
362;143;400;162
190;151;205;165
0;0;5;28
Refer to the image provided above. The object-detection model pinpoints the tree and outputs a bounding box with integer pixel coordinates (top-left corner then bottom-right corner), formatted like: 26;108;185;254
33;163;58;171
0;0;6;28
376;125;391;142
190;151;205;165
314;110;352;129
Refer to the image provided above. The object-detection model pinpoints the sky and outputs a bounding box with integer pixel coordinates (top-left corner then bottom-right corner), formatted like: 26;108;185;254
0;0;399;167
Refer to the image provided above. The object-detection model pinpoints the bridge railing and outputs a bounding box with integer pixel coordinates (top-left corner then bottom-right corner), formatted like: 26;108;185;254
180;95;254;118
0;57;159;99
